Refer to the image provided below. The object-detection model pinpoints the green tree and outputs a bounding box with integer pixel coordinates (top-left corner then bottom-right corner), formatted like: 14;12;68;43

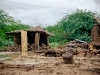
59;9;100;41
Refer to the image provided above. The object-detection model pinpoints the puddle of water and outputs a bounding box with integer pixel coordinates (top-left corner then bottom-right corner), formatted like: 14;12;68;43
24;62;39;65
6;51;37;57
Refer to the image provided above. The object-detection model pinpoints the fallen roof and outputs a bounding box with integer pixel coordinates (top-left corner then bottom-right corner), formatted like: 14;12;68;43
6;26;55;36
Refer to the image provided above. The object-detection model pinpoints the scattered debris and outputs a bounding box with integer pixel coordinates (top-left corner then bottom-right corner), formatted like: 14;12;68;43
0;52;100;75
88;42;99;55
44;49;65;57
0;44;51;52
0;44;21;52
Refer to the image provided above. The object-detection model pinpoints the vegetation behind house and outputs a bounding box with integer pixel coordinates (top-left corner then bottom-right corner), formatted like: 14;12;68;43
46;9;100;45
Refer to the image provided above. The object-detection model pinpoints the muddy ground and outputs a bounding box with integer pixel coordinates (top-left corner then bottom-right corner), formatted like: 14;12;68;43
0;52;100;75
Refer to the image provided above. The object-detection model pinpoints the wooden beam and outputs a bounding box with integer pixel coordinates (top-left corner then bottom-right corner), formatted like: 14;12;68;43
21;30;28;52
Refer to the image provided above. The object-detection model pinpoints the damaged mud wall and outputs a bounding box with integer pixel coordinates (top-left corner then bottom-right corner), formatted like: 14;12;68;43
91;24;100;43
14;33;21;45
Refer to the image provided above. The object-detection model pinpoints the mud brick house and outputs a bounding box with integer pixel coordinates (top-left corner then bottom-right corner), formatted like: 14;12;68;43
91;19;100;43
6;26;54;52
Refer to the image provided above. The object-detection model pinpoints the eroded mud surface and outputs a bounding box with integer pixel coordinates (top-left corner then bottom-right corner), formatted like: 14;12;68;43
0;52;100;75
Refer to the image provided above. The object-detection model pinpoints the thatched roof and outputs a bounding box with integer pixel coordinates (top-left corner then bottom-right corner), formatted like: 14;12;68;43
6;26;55;36
94;18;100;25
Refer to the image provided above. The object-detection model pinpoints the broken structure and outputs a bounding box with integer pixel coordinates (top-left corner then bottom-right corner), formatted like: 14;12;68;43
6;26;54;52
91;19;100;43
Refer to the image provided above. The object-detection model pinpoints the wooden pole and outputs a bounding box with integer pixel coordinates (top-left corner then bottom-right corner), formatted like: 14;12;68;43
35;32;40;49
21;30;28;52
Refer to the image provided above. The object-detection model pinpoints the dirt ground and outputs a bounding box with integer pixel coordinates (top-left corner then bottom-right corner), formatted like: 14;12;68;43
0;52;100;75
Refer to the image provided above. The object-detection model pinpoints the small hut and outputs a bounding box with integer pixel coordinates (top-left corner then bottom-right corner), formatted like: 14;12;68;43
91;19;100;43
6;26;54;52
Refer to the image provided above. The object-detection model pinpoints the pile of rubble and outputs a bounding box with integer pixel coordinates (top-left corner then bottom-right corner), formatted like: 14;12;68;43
63;39;88;55
63;39;100;57
28;43;51;53
0;39;100;57
28;44;39;51
0;44;50;52
0;44;21;52
64;39;88;50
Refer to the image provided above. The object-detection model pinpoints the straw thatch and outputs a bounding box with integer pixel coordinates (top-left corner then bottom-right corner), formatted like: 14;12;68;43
6;26;54;36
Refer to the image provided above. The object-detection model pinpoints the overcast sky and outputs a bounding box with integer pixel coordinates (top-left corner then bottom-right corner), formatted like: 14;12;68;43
0;0;100;26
